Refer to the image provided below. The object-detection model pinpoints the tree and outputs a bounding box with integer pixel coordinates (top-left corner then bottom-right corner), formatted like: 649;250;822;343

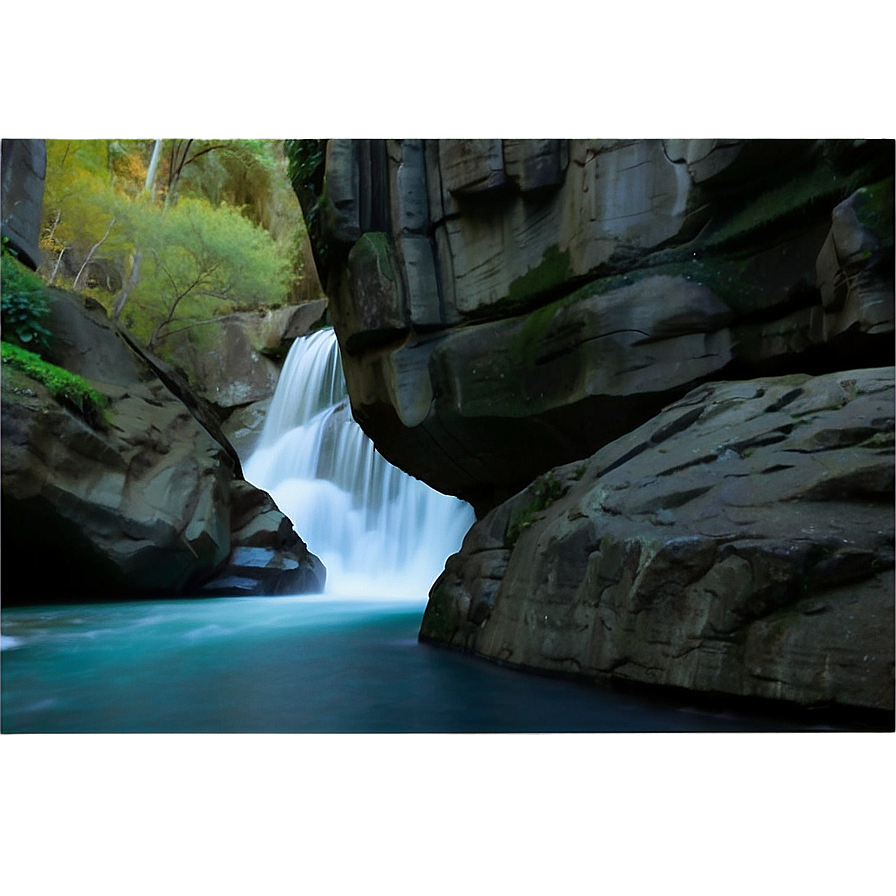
126;197;292;349
40;140;152;294
38;139;319;348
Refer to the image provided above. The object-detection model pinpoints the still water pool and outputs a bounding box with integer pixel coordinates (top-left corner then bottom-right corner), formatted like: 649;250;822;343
2;595;836;733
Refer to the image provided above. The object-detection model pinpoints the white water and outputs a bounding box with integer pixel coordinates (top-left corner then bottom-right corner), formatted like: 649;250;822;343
243;328;475;600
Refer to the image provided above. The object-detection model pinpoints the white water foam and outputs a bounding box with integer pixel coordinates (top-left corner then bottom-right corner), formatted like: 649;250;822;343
243;328;474;601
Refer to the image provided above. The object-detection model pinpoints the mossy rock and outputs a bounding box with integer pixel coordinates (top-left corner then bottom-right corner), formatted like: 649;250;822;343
851;175;895;248
505;472;568;548
419;582;460;643
1;341;109;428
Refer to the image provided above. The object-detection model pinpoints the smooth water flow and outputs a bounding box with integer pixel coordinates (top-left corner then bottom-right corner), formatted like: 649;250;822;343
243;329;474;600
0;328;843;733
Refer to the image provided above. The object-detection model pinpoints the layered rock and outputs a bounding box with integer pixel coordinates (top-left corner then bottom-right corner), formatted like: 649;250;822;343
1;288;324;603
297;139;894;512
1;138;46;269
198;480;325;596
420;367;895;715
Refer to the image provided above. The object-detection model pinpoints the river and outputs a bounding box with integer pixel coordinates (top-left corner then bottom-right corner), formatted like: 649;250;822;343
0;329;849;734
1;594;833;733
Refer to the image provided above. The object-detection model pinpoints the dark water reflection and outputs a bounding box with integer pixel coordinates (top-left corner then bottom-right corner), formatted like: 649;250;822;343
1;595;842;733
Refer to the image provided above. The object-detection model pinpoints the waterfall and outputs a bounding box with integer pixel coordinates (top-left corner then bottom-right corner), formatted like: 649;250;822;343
243;328;475;600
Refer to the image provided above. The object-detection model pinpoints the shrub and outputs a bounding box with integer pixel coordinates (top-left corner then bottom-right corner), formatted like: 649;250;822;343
1;246;52;350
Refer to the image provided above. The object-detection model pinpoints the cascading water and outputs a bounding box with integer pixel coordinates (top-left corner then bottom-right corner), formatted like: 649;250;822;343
243;328;475;600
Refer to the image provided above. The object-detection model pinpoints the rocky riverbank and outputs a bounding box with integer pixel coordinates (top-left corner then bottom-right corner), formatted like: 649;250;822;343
1;287;325;603
295;138;894;716
420;366;894;715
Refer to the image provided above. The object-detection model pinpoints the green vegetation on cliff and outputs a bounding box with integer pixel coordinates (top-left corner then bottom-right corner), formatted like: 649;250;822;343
1;245;52;349
284;140;329;269
37;139;321;360
852;175;895;247
1;341;109;426
505;472;568;548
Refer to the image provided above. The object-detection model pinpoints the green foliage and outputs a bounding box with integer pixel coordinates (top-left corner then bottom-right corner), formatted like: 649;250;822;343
1;246;52;349
504;472;568;548
283;140;330;268
1;341;109;426
126;197;293;347
40;139;317;333
284;140;327;192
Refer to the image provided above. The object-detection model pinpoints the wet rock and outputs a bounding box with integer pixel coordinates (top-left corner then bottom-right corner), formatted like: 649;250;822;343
198;481;326;597
421;367;895;714
1;289;324;603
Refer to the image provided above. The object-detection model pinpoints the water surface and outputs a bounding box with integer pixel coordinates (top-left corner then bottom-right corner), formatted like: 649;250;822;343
2;595;833;733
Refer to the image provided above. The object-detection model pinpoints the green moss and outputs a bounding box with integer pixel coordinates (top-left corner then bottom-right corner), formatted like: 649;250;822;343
420;583;459;643
350;232;398;281
1;341;109;427
702;161;848;250
506;244;572;308
505;471;568;548
852;175;895;246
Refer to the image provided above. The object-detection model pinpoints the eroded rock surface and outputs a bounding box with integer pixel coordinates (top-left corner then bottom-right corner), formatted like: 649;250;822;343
298;139;893;512
159;300;327;415
420;367;895;714
1;138;46;269
1;289;324;602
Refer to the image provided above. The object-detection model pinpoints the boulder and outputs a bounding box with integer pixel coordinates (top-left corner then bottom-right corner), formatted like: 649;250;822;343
198;480;326;596
220;398;272;462
420;367;895;715
1;289;324;603
157;300;327;414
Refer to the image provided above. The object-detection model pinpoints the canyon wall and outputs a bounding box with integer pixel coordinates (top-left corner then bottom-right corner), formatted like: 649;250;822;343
299;139;893;514
299;138;894;715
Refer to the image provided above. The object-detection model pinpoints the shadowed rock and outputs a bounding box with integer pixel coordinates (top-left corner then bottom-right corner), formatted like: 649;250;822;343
297;138;893;512
1;289;324;603
420;366;895;715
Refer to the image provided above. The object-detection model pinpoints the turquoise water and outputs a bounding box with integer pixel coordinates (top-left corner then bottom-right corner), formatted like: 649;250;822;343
1;595;836;733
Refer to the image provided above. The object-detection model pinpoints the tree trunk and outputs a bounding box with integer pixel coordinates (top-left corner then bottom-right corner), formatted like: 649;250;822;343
145;139;163;200
49;246;67;286
73;217;116;291
113;139;163;321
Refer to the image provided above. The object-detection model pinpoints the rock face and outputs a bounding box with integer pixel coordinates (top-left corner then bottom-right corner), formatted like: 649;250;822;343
298;139;894;513
1;288;325;603
1;138;46;270
198;480;325;596
159;301;327;416
420;367;895;714
158;300;327;460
